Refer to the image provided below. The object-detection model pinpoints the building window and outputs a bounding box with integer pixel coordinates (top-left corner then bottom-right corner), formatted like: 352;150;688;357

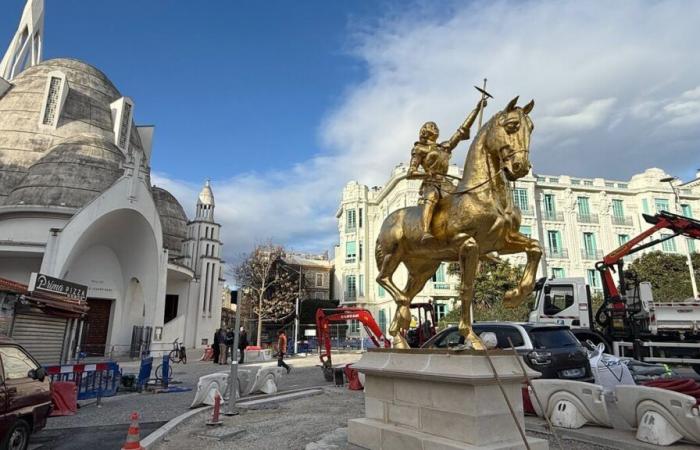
544;194;556;219
378;309;387;334
681;204;693;218
582;232;598;259
552;268;565;278
687;238;697;253
519;225;532;238
547;230;563;257
655;198;670;213
577;196;590;216
358;274;364;297
571;179;580;185
618;234;630;246
315;273;324;287
605;182;615;188
42;76;62;125
587;269;600;288
642;198;650;214
512;188;529;212
350;320;360;333
377;284;386;297
345;241;357;263
432;264;448;289
359;208;363;228
618;183;628;189
612;199;624;218
435;303;447;322
548;177;559;183
583;180;593;186
164;295;179;323
345;275;357;299
118;101;133;149
346;209;357;231
359;241;363;262
661;233;676;252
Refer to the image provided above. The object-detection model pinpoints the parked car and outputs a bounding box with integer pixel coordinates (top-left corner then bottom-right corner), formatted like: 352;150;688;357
0;337;51;450
422;322;594;382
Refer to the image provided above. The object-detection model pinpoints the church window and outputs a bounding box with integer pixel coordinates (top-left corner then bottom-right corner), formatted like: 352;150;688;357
118;101;132;149
42;77;61;125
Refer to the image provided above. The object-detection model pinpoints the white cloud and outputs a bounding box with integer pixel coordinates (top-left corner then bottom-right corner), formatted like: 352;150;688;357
158;0;700;261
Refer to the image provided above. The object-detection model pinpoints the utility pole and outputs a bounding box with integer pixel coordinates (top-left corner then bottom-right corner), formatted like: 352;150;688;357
661;177;699;299
294;266;302;355
224;288;243;416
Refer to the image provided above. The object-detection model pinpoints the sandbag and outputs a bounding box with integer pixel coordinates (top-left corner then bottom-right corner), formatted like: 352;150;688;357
50;381;77;416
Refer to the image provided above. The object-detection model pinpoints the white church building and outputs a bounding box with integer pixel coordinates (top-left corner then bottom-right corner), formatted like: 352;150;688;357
0;0;223;363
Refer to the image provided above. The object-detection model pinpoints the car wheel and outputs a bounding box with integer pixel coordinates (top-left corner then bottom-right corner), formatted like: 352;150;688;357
1;419;30;450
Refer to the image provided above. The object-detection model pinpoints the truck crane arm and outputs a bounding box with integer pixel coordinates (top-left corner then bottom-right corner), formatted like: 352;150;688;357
596;211;700;327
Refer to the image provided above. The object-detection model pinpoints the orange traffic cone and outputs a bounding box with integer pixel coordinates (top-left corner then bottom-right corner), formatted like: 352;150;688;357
122;412;144;450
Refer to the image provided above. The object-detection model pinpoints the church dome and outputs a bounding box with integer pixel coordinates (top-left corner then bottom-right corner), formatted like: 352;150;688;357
0;58;144;204
7;133;125;207
152;186;188;256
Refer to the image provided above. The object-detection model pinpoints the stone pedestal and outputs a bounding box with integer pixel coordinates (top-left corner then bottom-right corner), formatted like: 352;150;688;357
348;349;548;450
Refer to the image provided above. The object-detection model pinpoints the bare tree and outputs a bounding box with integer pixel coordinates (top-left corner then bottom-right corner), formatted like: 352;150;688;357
233;244;303;346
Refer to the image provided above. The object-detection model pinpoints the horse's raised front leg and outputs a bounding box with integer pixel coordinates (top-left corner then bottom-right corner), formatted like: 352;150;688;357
458;236;484;350
500;232;542;308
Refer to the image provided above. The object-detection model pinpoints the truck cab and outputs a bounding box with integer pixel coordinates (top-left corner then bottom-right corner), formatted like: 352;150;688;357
529;277;592;328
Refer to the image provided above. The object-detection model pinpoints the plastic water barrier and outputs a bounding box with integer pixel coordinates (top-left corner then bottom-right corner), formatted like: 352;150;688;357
45;362;120;400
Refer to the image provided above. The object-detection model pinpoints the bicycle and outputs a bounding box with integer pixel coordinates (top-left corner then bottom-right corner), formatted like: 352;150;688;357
168;338;187;364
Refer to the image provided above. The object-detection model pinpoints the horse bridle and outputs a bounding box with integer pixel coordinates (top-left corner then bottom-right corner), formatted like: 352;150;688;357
451;146;528;196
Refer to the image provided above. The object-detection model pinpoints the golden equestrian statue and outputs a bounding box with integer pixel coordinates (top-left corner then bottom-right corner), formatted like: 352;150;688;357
375;95;540;349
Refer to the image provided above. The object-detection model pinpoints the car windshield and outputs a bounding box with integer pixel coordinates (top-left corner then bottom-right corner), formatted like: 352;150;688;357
529;328;580;349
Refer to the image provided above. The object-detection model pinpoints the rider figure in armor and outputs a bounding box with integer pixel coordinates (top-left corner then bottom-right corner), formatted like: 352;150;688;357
408;98;487;242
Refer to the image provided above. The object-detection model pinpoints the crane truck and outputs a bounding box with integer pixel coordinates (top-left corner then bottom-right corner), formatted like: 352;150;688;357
529;211;700;373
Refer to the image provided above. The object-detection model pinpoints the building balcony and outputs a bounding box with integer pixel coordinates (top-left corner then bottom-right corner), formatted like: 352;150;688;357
612;215;633;226
542;211;564;221
545;247;569;259
581;248;604;260
577;214;599;224
344;257;356;264
517;207;535;217
432;282;453;290
344;292;357;301
345;226;357;233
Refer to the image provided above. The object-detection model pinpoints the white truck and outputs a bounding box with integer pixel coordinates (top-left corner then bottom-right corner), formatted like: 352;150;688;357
529;211;700;373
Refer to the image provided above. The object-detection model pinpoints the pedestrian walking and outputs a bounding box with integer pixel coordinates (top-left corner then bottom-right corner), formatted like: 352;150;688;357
212;329;221;364
277;329;291;374
218;328;228;364
238;326;249;364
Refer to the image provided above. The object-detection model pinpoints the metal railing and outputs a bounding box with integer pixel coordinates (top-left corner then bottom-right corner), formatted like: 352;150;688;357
577;214;599;224
542;211;564;221
612;215;633;226
344;257;356;264
517;207;535;216
545;247;569;259
581;248;604;260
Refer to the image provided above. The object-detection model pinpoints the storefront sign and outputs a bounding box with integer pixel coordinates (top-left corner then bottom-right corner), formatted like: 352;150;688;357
28;273;87;301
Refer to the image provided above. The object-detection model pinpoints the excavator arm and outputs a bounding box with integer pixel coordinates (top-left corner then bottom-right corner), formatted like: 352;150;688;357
315;307;390;381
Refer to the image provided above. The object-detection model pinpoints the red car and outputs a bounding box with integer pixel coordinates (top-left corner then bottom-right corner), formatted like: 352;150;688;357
0;338;51;450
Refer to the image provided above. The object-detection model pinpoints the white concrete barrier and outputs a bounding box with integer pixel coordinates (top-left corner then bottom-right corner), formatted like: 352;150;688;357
615;385;700;446
531;379;611;428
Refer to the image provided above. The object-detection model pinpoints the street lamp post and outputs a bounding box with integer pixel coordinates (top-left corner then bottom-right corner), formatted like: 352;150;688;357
282;262;303;355
661;177;699;299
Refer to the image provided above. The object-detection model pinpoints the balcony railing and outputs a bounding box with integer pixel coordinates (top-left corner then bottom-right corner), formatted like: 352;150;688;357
432;282;453;290
580;248;604;260
344;292;357;301
516;207;535;217
577;214;599;224
612;215;633;226
545;247;569;259
542;211;564;221
344;257;356;264
345;225;357;233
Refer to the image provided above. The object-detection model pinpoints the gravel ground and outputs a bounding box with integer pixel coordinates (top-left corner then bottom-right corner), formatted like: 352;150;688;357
150;386;621;450
43;351;363;429
151;387;365;450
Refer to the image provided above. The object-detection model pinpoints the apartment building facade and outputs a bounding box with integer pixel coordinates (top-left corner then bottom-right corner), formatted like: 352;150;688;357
334;165;700;335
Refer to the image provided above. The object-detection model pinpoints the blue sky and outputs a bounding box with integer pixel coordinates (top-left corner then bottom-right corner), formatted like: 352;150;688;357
3;1;700;261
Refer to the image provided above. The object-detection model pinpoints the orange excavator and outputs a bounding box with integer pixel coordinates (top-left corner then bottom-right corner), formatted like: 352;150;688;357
316;304;436;381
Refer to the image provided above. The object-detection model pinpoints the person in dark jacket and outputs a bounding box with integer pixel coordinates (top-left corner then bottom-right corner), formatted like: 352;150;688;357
212;328;221;364
238;326;249;364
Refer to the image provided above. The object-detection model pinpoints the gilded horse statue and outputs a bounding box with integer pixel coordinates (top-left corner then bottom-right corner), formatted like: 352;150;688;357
375;96;541;349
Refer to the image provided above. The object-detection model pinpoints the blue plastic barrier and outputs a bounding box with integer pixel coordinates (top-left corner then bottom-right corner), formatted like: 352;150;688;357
45;362;120;400
137;356;153;391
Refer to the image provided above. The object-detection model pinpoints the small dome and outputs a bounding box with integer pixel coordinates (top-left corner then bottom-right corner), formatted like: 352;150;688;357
197;180;214;206
0;58;144;204
152;187;188;256
7;134;124;207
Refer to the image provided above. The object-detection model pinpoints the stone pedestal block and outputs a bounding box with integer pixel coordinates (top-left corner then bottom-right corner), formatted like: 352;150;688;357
348;349;548;450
